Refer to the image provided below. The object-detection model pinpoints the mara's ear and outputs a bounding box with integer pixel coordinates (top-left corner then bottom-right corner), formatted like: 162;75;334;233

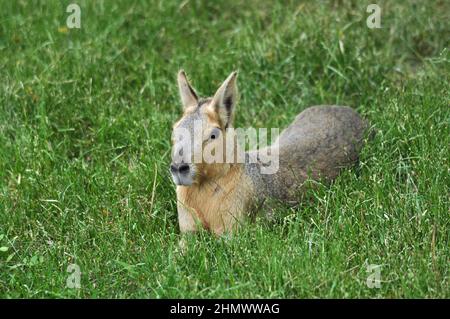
209;71;238;128
177;70;198;109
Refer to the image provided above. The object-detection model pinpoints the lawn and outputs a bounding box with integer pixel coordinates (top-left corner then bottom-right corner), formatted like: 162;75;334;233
0;0;448;298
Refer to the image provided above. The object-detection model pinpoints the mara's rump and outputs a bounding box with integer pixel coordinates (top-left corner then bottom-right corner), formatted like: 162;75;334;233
247;105;369;202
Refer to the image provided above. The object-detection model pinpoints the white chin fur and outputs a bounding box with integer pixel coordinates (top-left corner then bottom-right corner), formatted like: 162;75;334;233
171;172;193;186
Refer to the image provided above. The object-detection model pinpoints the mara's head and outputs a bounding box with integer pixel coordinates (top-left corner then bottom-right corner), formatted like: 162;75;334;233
170;70;238;186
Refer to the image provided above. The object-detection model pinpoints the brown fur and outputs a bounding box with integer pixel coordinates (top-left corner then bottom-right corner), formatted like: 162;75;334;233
176;163;254;235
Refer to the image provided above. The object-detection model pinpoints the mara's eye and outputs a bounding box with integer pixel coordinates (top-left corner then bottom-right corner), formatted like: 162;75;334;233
210;128;220;140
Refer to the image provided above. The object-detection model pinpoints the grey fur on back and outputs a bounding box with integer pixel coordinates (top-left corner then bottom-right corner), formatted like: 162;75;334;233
245;105;368;203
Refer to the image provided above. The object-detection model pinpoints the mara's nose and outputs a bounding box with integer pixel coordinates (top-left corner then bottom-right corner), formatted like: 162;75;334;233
170;163;190;174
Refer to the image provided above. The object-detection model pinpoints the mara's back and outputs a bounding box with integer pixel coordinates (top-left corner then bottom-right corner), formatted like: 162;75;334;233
245;105;368;203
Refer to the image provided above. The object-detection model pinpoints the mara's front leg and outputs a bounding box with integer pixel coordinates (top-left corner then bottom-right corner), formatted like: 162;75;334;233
177;201;199;233
176;202;200;254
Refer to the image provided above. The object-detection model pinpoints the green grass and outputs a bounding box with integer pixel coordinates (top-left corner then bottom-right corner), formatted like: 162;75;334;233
0;0;449;298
